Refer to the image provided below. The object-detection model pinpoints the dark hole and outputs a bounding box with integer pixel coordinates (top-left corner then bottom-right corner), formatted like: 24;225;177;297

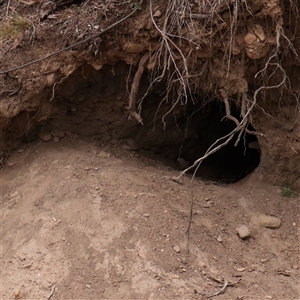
20;62;260;184
167;100;261;183
136;92;261;183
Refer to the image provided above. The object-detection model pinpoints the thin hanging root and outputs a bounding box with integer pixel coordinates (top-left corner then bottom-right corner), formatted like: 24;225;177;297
127;52;150;124
221;91;263;146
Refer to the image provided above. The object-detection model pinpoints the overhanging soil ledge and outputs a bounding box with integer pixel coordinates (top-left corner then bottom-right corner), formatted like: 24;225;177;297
0;0;300;188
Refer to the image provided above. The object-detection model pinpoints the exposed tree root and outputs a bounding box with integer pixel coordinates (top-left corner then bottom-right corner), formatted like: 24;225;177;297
182;61;289;253
127;52;150;124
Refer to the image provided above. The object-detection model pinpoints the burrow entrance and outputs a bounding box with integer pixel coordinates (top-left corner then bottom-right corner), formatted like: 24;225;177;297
20;62;261;183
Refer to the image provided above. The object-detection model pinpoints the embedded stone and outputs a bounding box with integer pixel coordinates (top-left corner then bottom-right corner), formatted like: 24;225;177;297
254;215;281;229
244;33;257;45
236;225;251;239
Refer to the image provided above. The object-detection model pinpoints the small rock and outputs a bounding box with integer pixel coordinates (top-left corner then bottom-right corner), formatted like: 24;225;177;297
153;10;162;17
171;176;183;184
123;42;144;53
121;145;132;151
234;267;246;272
125;139;138;150
236;225;251;239
17;149;24;153
39;132;52;142
51;129;65;138
14;290;21;299
85;284;91;289
138;249;147;260
216;235;223;242
46;72;56;86
253;215;281;229
9;191;19;199
266;296;273;299
244;32;257;45
260;258;268;263
143;213;150;218
98;151;111;158
177;158;189;169
70;106;77;115
6;159;18;167
172;274;180;279
173;245;181;253
53;136;60;143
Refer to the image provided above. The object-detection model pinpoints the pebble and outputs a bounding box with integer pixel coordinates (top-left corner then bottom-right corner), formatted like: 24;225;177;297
153;10;162;17
39;132;52;142
51;129;65;138
125;139;138;150
172;274;180;279
253;215;281;229
98;151;111;158
9;191;19;199
70;106;77;115
217;235;223;242
244;32;257;45
14;290;21;299
138;250;147;260
6;159;18;167
177;158;189;168
236;225;251;239
143;214;150;218
53;136;60;143
234;267;246;272
173;245;181;253
171;176;183;184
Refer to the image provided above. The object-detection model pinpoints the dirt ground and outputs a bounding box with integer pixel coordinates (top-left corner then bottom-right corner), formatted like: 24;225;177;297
1;135;299;300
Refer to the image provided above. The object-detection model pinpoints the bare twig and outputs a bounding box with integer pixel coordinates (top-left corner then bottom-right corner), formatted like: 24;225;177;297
47;284;56;299
206;279;228;298
0;152;9;169
197;273;242;298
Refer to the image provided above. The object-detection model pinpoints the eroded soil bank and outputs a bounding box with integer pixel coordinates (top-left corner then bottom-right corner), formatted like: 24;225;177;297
0;0;300;188
0;1;300;298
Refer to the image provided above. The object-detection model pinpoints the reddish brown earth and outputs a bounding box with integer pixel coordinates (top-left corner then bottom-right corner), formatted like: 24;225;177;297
1;135;300;299
1;0;300;299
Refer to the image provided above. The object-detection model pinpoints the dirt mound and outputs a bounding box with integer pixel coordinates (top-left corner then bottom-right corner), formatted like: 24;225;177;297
1;137;299;299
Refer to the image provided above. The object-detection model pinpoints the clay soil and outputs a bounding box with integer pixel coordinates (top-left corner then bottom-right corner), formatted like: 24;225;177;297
1;133;300;300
